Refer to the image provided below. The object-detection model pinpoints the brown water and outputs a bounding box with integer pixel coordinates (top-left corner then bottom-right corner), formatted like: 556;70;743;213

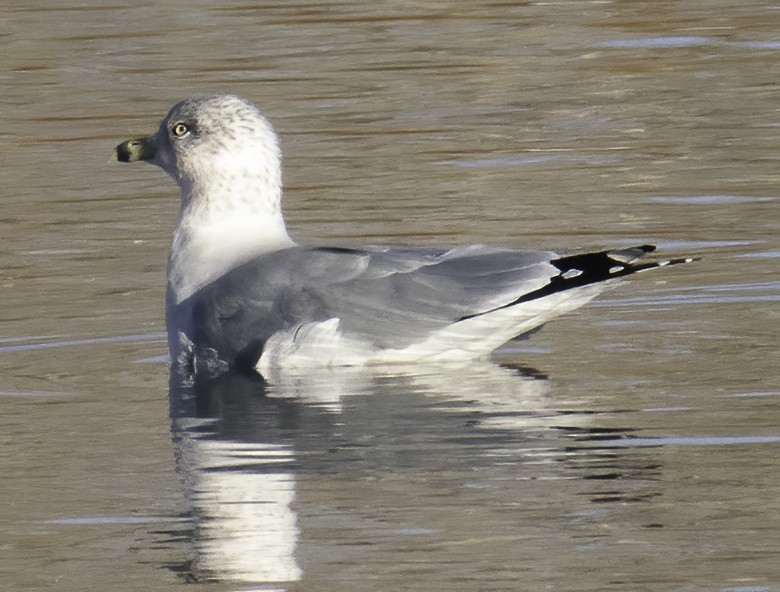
1;1;779;591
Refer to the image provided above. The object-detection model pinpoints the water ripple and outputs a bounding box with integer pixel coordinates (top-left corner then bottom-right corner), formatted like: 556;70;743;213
0;332;166;353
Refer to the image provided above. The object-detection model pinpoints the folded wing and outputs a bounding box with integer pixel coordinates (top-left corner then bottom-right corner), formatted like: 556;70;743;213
185;244;559;366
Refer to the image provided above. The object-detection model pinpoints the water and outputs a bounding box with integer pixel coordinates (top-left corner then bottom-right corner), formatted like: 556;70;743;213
1;1;779;590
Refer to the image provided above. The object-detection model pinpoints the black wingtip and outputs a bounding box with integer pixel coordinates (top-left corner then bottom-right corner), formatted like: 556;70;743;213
554;245;698;280
457;245;697;322
633;255;701;272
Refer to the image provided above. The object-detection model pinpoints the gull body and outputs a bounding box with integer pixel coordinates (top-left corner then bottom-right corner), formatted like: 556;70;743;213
116;94;693;377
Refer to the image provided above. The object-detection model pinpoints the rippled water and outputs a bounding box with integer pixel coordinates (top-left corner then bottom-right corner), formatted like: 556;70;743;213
1;1;778;591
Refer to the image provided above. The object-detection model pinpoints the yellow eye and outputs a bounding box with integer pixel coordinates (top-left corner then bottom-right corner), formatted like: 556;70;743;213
172;122;190;137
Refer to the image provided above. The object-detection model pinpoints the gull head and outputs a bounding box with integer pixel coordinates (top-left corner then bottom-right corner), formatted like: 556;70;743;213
116;94;294;305
116;94;283;215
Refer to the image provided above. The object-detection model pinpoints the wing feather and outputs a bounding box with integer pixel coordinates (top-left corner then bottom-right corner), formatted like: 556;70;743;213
185;244;559;365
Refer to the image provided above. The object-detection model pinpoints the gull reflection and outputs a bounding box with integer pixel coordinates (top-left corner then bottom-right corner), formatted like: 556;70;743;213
170;371;301;587
167;361;657;588
168;362;554;586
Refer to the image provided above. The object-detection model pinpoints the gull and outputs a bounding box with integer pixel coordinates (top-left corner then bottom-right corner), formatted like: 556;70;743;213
115;94;694;377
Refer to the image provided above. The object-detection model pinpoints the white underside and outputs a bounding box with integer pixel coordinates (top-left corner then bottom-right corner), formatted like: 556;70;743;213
256;283;609;374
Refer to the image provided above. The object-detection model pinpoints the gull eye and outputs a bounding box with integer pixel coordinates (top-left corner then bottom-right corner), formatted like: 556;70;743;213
172;122;190;137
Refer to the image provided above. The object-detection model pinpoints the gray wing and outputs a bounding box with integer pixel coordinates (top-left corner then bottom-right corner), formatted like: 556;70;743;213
184;244;559;366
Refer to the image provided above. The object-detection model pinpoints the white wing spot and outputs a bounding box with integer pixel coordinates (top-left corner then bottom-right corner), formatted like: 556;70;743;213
562;268;583;279
609;266;624;274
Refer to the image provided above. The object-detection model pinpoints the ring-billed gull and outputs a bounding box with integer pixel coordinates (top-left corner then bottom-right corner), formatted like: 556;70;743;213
115;94;694;377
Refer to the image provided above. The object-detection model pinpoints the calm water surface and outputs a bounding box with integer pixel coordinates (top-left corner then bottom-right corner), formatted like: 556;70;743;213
1;1;778;591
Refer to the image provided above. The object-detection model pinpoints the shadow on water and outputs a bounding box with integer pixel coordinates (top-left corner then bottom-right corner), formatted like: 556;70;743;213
165;362;663;589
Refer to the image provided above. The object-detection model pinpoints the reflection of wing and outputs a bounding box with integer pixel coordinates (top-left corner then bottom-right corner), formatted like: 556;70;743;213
169;363;552;587
168;361;662;589
259;360;551;414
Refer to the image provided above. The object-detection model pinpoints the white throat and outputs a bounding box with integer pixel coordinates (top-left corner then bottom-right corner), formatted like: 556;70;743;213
167;177;295;304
